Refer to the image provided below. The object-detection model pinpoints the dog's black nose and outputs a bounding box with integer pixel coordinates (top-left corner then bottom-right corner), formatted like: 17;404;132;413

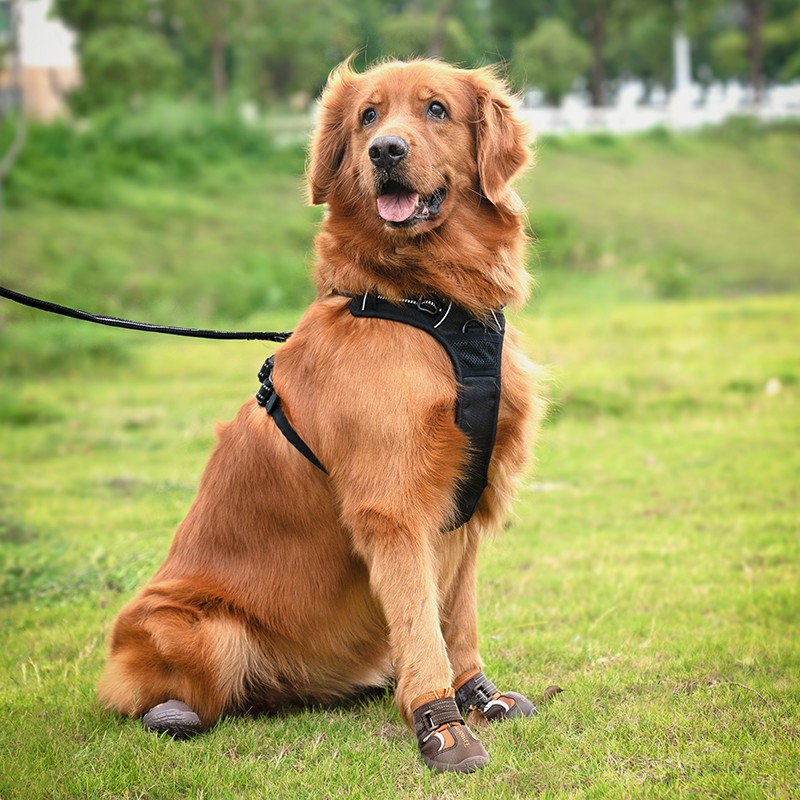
369;135;408;169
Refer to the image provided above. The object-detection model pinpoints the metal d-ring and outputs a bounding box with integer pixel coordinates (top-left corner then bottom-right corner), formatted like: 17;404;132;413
462;318;487;333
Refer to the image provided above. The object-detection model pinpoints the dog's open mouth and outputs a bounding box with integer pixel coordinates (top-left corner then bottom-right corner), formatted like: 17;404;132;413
376;181;447;227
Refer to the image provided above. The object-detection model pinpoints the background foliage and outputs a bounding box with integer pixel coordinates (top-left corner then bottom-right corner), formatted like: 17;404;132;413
44;0;800;110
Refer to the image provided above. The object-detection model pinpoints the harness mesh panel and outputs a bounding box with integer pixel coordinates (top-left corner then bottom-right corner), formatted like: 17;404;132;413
450;338;501;371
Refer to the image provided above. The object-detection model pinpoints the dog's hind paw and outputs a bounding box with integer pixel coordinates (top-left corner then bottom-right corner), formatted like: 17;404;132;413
455;670;537;723
142;699;202;739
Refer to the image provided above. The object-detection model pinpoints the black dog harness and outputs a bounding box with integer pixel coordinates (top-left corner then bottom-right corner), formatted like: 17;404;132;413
256;293;505;530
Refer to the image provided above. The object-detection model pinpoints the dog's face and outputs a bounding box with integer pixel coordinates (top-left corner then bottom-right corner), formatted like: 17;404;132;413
308;59;529;236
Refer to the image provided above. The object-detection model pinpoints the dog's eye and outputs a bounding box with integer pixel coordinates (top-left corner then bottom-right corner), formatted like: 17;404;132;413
427;102;448;120
362;108;378;127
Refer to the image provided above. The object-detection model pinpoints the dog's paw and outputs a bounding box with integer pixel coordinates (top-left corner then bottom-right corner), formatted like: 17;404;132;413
412;691;489;773
481;690;537;721
142;699;202;739
455;670;538;723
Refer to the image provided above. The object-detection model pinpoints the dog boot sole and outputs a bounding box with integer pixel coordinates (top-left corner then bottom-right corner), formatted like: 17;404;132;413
142;699;202;739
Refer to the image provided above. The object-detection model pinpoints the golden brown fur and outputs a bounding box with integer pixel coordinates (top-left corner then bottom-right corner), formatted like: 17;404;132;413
98;58;542;734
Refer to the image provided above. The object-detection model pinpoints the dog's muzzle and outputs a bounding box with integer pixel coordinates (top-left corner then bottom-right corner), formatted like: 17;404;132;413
376;180;447;226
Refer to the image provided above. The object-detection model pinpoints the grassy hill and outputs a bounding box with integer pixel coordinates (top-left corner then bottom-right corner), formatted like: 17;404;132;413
2;116;799;323
526;122;800;300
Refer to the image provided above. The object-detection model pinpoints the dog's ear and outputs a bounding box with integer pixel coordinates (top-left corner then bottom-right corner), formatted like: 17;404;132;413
307;58;358;206
472;68;530;214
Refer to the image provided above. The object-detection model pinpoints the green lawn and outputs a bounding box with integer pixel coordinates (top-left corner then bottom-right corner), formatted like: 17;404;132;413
1;123;799;797
526;124;800;299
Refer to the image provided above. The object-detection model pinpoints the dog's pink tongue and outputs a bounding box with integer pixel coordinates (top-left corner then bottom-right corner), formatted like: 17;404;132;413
377;190;419;223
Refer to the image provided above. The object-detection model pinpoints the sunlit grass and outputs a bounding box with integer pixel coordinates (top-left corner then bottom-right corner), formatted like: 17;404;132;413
1;294;798;798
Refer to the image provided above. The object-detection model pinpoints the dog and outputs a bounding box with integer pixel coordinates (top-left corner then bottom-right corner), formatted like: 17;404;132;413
98;58;543;773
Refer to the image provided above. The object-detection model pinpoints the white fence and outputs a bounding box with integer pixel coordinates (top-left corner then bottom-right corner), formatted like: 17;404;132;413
521;81;800;137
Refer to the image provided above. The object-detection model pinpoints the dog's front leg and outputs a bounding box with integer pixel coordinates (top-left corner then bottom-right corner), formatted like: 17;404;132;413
349;511;450;718
348;510;489;772
439;527;482;684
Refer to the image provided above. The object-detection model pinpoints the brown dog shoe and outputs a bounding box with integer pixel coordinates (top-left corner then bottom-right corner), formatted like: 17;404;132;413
142;699;202;739
454;670;537;722
411;690;489;773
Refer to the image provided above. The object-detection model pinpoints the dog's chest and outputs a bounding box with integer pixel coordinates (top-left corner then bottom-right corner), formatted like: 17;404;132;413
267;294;509;530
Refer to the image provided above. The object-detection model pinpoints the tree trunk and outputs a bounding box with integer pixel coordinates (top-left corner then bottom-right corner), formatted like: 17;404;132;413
744;0;765;105
589;10;607;107
428;0;453;59
211;34;227;105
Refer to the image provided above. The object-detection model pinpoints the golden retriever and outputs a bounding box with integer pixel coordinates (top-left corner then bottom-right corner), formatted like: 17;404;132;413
99;58;542;773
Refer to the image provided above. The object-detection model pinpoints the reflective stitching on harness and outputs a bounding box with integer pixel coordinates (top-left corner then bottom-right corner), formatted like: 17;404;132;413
434;301;452;329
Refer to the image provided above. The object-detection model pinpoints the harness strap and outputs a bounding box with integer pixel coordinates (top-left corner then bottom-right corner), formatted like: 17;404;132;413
255;293;505;530
349;294;505;529
256;356;328;473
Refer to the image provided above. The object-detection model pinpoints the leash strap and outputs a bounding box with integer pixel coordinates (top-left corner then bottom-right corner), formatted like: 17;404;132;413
256;293;505;530
0;284;292;342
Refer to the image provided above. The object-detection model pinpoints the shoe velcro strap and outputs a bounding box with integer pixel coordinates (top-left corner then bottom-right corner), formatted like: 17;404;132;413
455;671;499;712
413;697;463;738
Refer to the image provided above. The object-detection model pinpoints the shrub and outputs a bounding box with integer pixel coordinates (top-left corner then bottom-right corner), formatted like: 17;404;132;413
709;29;748;81
1;102;289;207
68;26;180;114
512;19;590;105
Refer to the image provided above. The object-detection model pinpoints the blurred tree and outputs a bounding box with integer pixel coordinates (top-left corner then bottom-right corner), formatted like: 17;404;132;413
556;0;680;106
51;0;158;35
709;27;748;79
378;12;474;63
698;1;800;93
454;0;492;61
763;5;800;82
429;0;453;59
605;0;730;99
52;0;799;112
778;50;800;82
489;0;543;60
52;0;188;108
67;26;180;113
372;0;485;64
607;6;673;93
512;18;590;104
566;0;736;105
743;0;765;101
165;0;252;105
561;0;636;106
237;0;359;102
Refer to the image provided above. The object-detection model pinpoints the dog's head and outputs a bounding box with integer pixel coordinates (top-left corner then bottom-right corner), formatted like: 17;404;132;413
308;58;529;234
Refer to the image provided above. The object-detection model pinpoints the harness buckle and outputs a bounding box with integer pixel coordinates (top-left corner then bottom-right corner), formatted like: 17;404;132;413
258;355;274;384
256;356;276;408
416;297;440;315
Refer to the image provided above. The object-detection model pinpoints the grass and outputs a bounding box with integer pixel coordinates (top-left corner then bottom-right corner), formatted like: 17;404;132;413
527;122;800;298
1;119;799;797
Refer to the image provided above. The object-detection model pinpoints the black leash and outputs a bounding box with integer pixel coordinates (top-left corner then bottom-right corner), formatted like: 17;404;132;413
0;284;292;342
